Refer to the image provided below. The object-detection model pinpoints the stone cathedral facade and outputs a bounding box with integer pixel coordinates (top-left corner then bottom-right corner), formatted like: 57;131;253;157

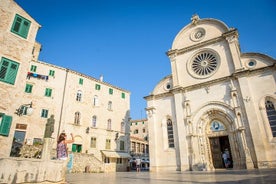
145;15;276;172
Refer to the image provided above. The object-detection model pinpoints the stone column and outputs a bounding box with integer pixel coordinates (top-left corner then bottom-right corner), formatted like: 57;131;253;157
42;138;54;160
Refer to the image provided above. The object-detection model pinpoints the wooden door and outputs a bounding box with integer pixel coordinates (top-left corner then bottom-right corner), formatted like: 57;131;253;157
209;137;223;168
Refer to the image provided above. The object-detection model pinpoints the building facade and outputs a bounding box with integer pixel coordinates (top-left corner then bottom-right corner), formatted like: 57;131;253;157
129;119;149;170
145;15;276;172
0;0;131;172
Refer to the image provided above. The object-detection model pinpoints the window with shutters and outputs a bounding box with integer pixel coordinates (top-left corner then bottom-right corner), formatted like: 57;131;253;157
25;84;33;93
11;14;31;39
0;113;12;136
45;88;52;97
0;57;19;85
109;88;113;95
30;65;37;72
49;70;55;77
41;109;48;118
79;78;83;85
95;84;101;90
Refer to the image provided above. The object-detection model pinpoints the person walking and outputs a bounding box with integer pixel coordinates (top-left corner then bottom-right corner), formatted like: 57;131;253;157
136;158;141;172
57;132;74;160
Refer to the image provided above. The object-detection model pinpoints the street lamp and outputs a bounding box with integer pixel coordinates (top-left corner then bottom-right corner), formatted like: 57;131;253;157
15;102;33;116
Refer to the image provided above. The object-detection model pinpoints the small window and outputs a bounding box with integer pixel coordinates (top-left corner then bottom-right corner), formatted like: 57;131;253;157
93;95;99;106
108;101;112;110
117;158;122;164
121;92;125;99
11;14;31;39
95;84;101;90
105;139;111;149
49;70;55;77
45;88;52;97
0;57;19;85
41;109;48;118
0;113;12;136
79;78;83;85
120;140;125;151
92;115;97;127
76;90;82;101
74;112;80;125
107;119;112;130
109;88;113;95
30;65;37;72
91;137;97;148
25;84;33;93
104;157;110;163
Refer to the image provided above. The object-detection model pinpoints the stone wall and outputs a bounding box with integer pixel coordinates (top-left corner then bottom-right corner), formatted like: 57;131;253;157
0;158;66;184
70;152;104;173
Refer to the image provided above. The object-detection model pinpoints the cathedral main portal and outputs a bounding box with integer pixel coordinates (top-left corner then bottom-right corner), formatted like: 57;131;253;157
209;136;233;169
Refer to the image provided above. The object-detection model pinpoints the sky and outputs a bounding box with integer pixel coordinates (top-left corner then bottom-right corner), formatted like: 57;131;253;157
15;0;276;120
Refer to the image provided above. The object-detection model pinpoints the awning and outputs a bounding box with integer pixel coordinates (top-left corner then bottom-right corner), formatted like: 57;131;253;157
101;151;131;158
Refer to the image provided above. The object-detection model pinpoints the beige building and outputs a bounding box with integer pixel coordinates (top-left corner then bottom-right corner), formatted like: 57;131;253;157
0;0;131;172
145;15;276;172
129;119;149;170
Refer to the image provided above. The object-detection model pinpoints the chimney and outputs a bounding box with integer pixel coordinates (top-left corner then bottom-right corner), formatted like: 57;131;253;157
100;75;103;82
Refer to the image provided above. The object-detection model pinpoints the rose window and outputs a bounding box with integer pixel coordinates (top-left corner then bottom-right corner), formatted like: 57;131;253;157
191;52;218;76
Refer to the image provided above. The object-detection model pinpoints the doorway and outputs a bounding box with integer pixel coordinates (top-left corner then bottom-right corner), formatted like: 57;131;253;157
10;130;26;157
209;136;232;168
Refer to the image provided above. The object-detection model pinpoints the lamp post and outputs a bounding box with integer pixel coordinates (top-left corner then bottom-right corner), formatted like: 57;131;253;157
15;102;33;116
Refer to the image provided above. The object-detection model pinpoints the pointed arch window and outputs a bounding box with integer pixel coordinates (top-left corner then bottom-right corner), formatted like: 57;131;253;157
167;119;175;148
92;115;97;128
76;90;82;101
74;111;80;125
265;100;276;137
107;119;112;130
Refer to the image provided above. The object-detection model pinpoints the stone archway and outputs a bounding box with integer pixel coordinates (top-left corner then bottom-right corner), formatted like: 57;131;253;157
194;109;238;170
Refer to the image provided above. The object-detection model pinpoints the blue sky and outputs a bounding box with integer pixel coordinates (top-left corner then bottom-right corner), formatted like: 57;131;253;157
15;0;276;120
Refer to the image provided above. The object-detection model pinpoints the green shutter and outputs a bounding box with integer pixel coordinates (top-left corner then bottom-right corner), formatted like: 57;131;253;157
25;84;33;93
0;115;12;136
72;144;77;152
0;57;19;85
11;14;31;39
45;88;52;97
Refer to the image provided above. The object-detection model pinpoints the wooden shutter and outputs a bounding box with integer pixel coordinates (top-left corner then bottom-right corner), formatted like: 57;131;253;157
0;115;12;136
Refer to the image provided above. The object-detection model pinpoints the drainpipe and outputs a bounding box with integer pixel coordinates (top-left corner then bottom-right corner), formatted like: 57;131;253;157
57;68;69;137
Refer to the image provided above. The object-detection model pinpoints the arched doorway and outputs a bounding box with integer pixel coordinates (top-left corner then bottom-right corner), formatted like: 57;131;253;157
209;136;233;168
200;109;236;170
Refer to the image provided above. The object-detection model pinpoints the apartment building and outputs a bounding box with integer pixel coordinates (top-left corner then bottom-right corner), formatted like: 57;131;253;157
0;0;131;172
129;119;149;170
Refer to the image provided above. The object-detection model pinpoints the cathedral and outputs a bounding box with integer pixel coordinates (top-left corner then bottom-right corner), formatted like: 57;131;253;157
145;15;276;171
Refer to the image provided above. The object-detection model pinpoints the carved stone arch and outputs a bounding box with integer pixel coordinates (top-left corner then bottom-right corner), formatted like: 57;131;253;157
188;102;237;170
191;101;236;133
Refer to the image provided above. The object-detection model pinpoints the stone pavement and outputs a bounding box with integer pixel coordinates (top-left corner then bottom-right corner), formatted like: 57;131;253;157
66;168;276;184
